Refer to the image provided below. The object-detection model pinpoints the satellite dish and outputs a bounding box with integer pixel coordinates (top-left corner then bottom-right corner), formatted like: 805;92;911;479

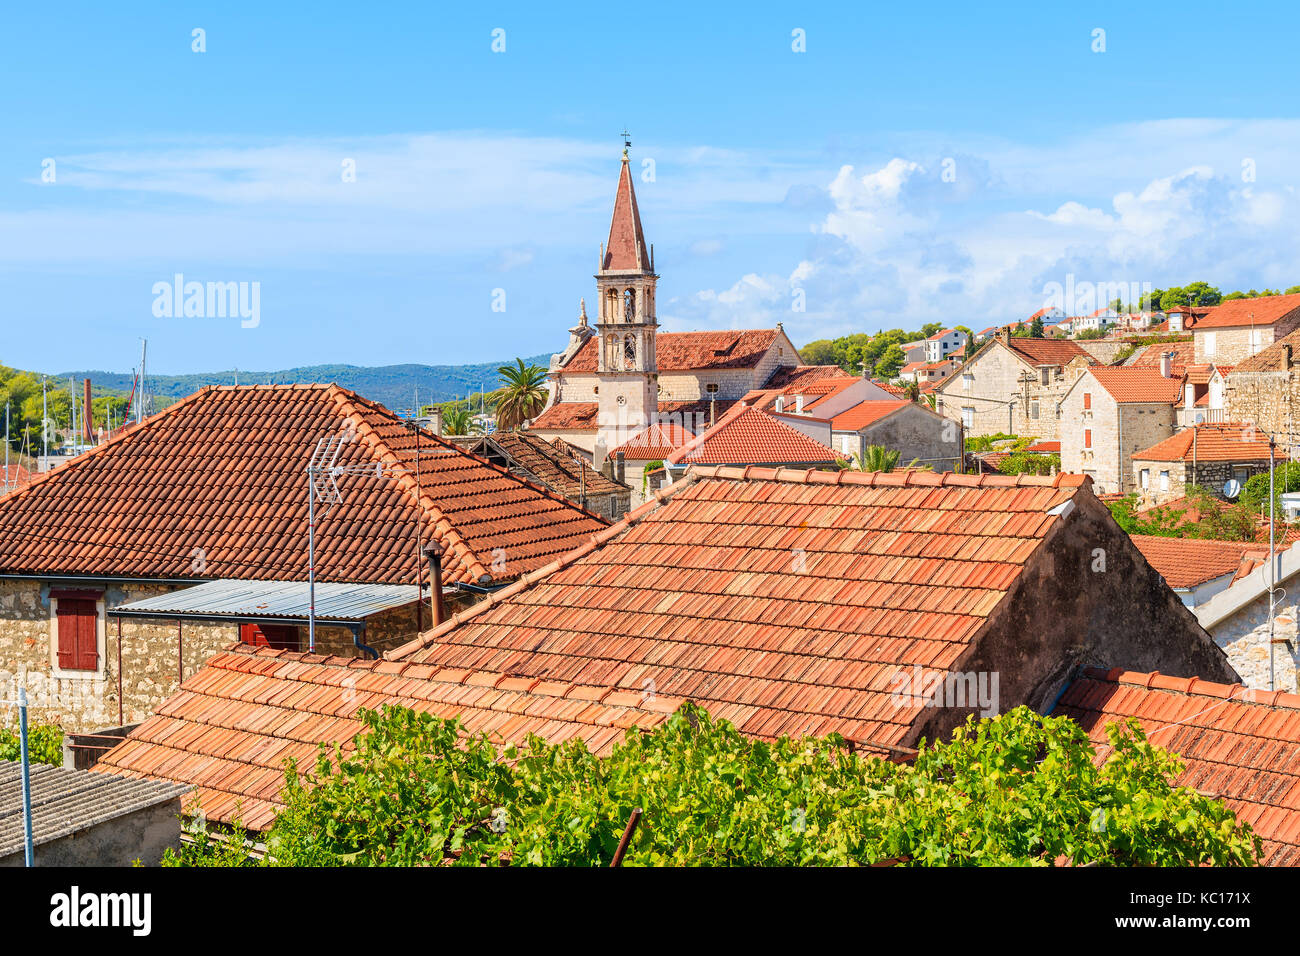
1223;478;1242;499
1194;412;1205;425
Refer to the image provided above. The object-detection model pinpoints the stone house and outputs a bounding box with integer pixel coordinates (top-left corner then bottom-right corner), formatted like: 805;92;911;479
1192;292;1300;365
1130;534;1270;610
0;384;607;732
662;404;842;480
1195;543;1300;693
899;359;961;387
1129;423;1280;506
1058;366;1182;496
829;399;963;469
934;330;1097;441
1225;328;1300;451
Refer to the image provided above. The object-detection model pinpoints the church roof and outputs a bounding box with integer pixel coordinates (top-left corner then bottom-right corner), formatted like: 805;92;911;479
602;156;651;272
560;329;782;374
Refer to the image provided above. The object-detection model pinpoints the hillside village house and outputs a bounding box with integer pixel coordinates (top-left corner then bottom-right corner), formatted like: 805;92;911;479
934;330;1097;441
924;328;967;363
1225;328;1300;452
1058;366;1182;495
829;399;963;469
1130;424;1280;506
1192;292;1300;364
97;468;1237;832
0;384;607;732
901;339;926;363
661;404;843;480
899;359;961;388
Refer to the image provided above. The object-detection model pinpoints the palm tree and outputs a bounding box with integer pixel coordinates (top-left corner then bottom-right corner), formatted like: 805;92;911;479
854;445;901;472
493;359;548;430
441;405;477;436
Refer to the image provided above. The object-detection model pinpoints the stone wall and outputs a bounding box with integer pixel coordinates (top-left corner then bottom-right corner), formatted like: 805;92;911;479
1196;317;1300;364
0;579;239;733
935;343;1082;442
1209;586;1300;692
858;405;962;471
1225;370;1300;448
1060;374;1175;496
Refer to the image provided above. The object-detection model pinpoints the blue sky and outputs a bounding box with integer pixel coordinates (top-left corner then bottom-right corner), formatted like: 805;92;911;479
2;1;1299;373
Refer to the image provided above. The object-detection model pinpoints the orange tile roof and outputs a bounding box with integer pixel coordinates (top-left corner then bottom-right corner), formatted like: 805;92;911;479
1024;441;1060;453
741;366;860;414
1005;338;1094;367
1129;535;1261;588
1128;341;1195;369
560;330;780;373
1086;367;1184;404
1193;293;1300;330
665;404;842;467
830;400;911;432
1132;424;1283;463
0;385;606;586
94;646;679;829
390;467;1091;749
1054;668;1300;865
610;421;695;459
451;431;625;499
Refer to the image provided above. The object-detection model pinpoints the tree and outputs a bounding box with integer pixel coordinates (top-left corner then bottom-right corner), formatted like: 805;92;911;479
874;343;907;379
1181;281;1221;307
854;444;901;472
440;405;477;436
1287;286;1300;295
492;359;548;431
1029;316;1045;338
799;339;836;365
920;322;944;338
167;704;1261;867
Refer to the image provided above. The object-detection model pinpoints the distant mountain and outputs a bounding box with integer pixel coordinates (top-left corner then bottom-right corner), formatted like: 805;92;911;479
56;356;552;416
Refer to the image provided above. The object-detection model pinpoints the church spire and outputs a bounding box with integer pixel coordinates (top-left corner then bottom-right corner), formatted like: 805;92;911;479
601;146;651;273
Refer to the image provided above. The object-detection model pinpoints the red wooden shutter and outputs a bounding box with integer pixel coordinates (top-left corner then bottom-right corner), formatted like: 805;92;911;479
240;623;270;647
57;598;99;671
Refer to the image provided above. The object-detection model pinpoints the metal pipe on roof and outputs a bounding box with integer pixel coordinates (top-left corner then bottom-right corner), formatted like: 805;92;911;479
351;624;379;659
424;542;445;628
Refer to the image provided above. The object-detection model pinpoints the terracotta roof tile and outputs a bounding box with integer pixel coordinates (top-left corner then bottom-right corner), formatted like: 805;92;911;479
450;431;624;499
831;400;912;432
1130;535;1260;589
0;385;606;585
560;330;780;374
392;467;1086;750
665;404;842;467
1087;367;1184;404
1193;293;1300;330
94;647;677;827
1233;327;1300;373
610;422;695;460
1132;424;1283;463
1055;669;1300;865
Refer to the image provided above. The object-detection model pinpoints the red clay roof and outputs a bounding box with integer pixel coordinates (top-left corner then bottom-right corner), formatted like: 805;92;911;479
0;385;606;586
1086;367;1183;404
1193;293;1300;330
1024;441;1060;453
94;646;679;829
559;330;781;374
1006;338;1093;367
390;467;1090;749
831;400;911;432
665;404;842;466
741;365;860;413
1055;668;1300;865
602;157;651;272
1128;341;1195;369
1232;327;1300;373
610;421;695;459
1129;535;1261;588
1132;424;1282;463
451;431;625;499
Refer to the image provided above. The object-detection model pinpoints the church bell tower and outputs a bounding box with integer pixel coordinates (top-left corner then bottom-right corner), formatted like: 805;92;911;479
594;136;658;458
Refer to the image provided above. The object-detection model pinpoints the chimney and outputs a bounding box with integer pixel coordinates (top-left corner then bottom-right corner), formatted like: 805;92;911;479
616;451;625;484
83;379;93;443
429;406;443;436
999;327;1011;347
422;542;445;628
795;394;805;414
1284;344;1293;371
1160;352;1173;378
774;396;785;413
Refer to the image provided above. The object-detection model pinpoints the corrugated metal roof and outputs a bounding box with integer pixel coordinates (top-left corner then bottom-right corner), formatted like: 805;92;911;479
107;579;422;623
0;762;189;858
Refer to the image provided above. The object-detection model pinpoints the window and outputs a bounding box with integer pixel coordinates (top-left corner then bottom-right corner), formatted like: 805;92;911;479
1030;401;1039;420
962;407;974;429
1160;471;1170;491
623;288;636;322
1250;329;1264;354
1204;332;1216;358
1140;468;1150;490
962;374;973;391
624;333;636;367
1040;368;1050;386
1083;392;1091;410
705;383;719;395
54;591;100;672
240;623;299;650
1084;429;1092;449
